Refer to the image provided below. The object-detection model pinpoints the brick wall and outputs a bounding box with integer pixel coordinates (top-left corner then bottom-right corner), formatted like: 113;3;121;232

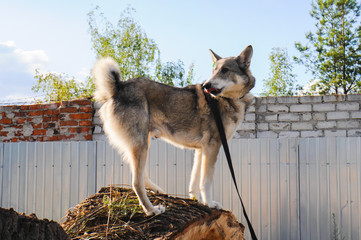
237;94;361;138
1;94;360;142
0;99;93;142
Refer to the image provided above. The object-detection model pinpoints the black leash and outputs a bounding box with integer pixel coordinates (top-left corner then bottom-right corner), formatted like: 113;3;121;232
204;91;258;240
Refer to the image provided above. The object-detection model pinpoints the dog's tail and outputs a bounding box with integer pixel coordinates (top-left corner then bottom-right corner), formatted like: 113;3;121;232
93;57;122;103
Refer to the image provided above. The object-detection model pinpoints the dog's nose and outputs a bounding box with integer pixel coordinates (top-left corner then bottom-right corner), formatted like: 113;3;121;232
202;82;212;89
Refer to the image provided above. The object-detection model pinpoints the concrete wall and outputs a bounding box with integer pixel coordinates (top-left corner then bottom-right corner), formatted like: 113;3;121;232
237;94;361;138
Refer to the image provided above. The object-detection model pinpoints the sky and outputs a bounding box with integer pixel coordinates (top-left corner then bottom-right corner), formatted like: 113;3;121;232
0;0;316;104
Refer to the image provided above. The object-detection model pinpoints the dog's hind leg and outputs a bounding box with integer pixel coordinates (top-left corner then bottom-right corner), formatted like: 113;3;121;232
144;171;165;194
189;149;202;200
199;145;223;209
129;144;165;216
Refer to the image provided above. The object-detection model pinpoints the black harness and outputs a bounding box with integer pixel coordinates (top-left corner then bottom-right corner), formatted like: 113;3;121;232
203;91;257;240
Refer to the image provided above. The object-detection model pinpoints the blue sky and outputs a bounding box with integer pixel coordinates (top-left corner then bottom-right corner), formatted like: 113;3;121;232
0;0;315;103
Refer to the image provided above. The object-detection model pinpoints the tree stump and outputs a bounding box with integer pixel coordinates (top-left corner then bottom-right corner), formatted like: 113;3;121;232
62;186;245;240
0;207;69;240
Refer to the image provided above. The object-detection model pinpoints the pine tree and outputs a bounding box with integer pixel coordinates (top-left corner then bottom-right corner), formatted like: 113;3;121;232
295;0;361;94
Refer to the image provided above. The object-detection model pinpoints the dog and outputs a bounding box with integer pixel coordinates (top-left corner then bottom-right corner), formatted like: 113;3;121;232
93;45;255;216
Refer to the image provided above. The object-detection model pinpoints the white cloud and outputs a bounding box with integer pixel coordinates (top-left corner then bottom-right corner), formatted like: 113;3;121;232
0;41;49;74
0;41;49;101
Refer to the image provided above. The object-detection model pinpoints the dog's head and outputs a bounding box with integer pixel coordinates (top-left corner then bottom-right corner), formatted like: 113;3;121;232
202;45;255;99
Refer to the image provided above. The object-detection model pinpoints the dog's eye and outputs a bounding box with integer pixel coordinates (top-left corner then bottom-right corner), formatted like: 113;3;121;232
221;68;228;74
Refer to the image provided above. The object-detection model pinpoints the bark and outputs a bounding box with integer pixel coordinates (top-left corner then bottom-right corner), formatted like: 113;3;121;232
62;186;245;240
0;207;69;240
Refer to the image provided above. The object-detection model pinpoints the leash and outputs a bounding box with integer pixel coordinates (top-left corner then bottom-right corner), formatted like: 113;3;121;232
203;91;258;240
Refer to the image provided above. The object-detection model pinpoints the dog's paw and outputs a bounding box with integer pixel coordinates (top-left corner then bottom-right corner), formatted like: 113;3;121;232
207;201;223;209
145;205;166;216
189;192;198;201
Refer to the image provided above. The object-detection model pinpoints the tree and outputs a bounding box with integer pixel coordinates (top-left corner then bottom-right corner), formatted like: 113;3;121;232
155;60;194;87
261;47;299;96
32;6;194;102
294;0;361;94
88;6;194;86
32;69;92;102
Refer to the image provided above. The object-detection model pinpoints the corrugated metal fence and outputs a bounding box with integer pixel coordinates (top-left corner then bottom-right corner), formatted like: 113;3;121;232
0;137;360;239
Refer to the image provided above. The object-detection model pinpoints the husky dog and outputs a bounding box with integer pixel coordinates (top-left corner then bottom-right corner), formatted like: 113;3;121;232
93;45;255;216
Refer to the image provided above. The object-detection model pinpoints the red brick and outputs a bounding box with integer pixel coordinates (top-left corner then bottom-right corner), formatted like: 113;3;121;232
60;120;78;126
60;107;78;113
15;112;26;117
68;127;81;134
33;129;47;135
43;116;52;122
43;123;56;129
81;127;92;133
1;112;5;118
68;127;91;134
79;107;93;113
43;135;59;141
4;105;17;109
36;137;44;141
0;131;8;136
11;138;18;142
84;134;92;140
29;110;44;116
69;113;92;120
0;119;12;124
79;120;92;126
32;123;42;129
52;116;61;121
44;110;59;115
29;105;44;110
71;99;92;106
16;118;26;124
20;106;30;110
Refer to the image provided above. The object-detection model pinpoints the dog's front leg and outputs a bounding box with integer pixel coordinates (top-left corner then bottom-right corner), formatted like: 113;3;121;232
189;149;202;199
200;145;223;209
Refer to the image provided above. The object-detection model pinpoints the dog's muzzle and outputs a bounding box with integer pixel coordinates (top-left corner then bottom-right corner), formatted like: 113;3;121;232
202;82;222;95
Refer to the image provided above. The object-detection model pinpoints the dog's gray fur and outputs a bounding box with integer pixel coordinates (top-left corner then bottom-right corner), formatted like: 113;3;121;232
93;45;255;216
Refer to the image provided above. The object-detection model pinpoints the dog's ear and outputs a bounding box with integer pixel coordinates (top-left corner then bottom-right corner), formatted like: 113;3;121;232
209;49;222;63
236;45;253;69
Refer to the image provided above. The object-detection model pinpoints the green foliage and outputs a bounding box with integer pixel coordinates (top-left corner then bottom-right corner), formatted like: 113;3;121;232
88;6;194;86
88;6;158;81
155;60;195;87
261;48;300;96
103;194;142;220
31;69;92;102
32;6;194;103
294;0;361;94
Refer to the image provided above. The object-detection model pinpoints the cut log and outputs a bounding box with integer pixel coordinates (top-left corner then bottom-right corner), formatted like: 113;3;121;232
0;207;69;240
62;186;245;240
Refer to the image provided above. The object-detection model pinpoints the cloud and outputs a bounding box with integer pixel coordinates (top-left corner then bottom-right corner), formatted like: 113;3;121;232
0;41;49;102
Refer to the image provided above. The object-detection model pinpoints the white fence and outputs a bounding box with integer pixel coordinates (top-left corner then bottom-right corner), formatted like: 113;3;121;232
0;137;360;240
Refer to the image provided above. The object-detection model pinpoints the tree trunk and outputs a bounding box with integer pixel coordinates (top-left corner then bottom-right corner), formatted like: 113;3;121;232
62;186;245;240
0;207;69;240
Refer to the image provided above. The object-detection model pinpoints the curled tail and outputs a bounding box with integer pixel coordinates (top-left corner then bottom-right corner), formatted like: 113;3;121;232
93;57;122;102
